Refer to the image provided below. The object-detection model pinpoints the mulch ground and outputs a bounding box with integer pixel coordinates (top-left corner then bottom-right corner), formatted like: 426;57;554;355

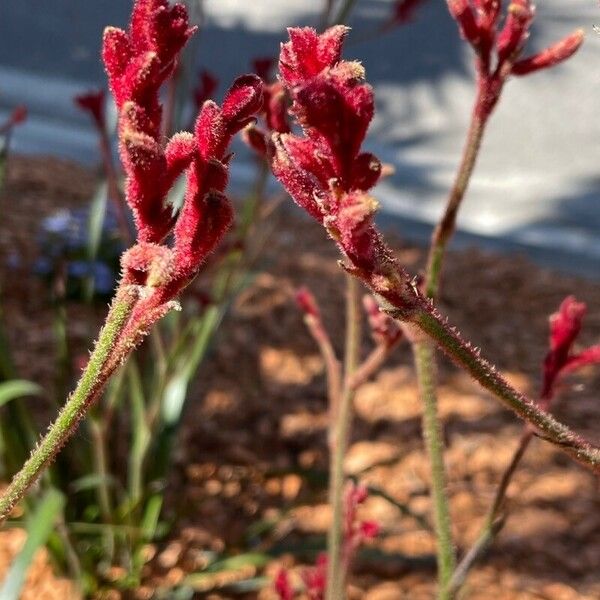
0;155;598;599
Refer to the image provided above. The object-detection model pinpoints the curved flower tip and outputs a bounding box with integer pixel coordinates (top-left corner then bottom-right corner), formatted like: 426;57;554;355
446;0;480;46
295;287;321;318
512;28;584;76
221;74;264;123
388;0;428;27
549;295;586;353
280;25;349;87
102;0;194;110
75;89;106;130
541;295;588;401
193;69;218;110
9;105;28;127
274;568;294;600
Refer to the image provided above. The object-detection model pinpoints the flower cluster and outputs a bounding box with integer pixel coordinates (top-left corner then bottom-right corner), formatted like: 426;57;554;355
272;27;381;269
540;296;600;406
273;483;378;600
102;0;263;295
102;0;197;243
98;0;263;353
447;0;583;116
342;483;380;561
270;26;417;314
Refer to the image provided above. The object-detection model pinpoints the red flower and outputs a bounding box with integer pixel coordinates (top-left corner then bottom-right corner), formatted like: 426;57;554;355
540;296;600;405
343;482;379;557
274;568;294;600
192;69;218;111
447;0;583;77
302;553;327;600
389;0;428;26
0;105;28;136
295;287;321;319
271;26;384;273
446;1;583;119
104;0;263;290
102;0;196;243
75;89;106;131
269;26;418;316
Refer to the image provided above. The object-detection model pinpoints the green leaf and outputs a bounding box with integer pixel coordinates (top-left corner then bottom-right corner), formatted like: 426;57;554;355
0;489;64;600
87;182;108;261
84;182;108;302
0;380;42;407
205;552;271;573
162;305;221;425
141;495;163;541
70;473;118;494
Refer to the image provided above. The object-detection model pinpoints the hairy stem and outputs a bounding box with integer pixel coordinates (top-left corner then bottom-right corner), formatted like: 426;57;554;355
413;341;455;596
0;285;138;522
413;306;600;472
425;88;488;299
327;274;361;600
411;74;492;600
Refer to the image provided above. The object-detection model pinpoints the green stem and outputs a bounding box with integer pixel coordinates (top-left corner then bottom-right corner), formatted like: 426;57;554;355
446;430;532;597
414;307;600;472
416;82;492;597
0;285;138;522
326;274;361;600
413;341;455;596
334;0;359;25
425;91;488;300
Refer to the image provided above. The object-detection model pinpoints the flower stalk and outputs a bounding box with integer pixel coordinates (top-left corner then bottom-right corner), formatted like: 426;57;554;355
412;5;586;595
0;0;263;523
413;341;455;595
0;284;138;521
326;274;361;600
269;24;600;483
445;296;600;595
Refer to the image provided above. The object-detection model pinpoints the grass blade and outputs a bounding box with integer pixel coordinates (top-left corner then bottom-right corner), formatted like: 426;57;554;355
0;489;64;600
0;380;42;407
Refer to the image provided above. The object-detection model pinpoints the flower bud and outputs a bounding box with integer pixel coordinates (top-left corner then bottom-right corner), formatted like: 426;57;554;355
512;29;584;76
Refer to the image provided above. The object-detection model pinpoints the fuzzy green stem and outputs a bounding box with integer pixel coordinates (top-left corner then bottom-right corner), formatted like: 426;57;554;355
0;285;138;522
414;307;600;472
413;341;455;596
425;92;488;300
326;274;361;600
414;86;490;597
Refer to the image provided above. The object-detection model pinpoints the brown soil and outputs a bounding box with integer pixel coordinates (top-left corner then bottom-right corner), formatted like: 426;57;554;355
0;156;599;599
